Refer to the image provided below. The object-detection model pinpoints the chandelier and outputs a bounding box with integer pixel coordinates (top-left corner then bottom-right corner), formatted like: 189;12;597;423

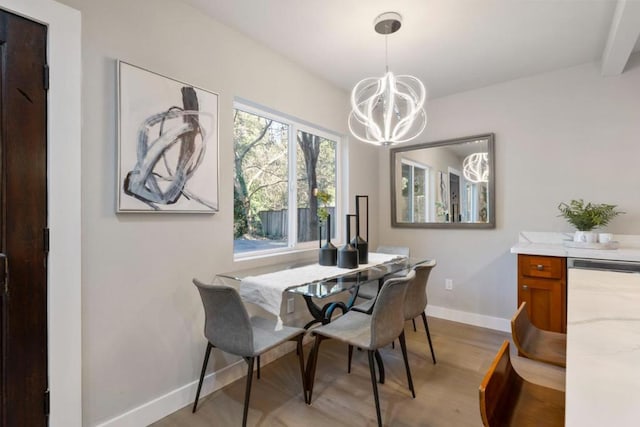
463;153;489;183
348;12;427;146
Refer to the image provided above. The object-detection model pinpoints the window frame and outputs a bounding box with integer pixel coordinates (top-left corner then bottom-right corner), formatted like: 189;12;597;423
233;100;343;260
400;158;430;223
463;180;480;222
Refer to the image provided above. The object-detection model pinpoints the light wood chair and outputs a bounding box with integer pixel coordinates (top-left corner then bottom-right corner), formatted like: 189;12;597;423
511;302;566;368
479;340;565;427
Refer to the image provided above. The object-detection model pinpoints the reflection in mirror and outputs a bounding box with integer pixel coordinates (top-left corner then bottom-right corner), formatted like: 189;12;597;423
390;134;495;228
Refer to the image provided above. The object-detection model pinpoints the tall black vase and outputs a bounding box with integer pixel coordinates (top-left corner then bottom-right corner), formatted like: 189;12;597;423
318;214;337;266
351;195;369;264
338;214;359;269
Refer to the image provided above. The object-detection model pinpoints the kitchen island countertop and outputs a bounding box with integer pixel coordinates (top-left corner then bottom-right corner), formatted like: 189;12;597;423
566;268;640;426
510;231;640;262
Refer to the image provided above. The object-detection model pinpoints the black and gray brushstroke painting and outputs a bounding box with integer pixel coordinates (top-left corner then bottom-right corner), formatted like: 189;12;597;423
124;86;215;210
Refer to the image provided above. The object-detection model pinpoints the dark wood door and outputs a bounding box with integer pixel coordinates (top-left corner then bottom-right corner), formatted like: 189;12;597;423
0;10;49;426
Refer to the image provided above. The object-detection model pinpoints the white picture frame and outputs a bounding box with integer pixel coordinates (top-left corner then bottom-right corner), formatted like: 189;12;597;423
117;61;219;213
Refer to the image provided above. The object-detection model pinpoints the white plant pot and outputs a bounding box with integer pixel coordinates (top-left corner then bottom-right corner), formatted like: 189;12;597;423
574;230;598;243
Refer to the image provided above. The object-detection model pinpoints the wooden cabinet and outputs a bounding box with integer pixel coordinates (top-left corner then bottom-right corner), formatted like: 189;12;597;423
517;254;566;333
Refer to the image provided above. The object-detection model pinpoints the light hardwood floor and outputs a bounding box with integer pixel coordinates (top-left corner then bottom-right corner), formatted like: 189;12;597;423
152;317;565;426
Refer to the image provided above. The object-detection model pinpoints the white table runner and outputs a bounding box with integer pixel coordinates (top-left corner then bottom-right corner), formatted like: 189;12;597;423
240;252;400;327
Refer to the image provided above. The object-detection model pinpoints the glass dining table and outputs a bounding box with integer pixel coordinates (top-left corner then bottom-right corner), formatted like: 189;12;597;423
216;254;431;329
216;254;432;392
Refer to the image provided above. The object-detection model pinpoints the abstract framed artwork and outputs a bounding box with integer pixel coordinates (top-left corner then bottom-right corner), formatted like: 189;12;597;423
117;61;219;213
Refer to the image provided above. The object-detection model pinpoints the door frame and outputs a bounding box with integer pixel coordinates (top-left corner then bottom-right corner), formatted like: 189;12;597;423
0;1;81;426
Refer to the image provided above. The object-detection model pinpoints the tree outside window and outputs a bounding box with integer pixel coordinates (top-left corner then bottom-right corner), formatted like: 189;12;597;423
233;104;338;256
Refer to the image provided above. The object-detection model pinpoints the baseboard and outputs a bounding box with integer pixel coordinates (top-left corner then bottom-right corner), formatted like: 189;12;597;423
426;305;511;333
94;342;296;427
96;309;507;426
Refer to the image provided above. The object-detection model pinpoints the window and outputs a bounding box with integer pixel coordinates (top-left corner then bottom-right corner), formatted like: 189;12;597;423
462;181;488;222
233;102;339;257
400;159;429;222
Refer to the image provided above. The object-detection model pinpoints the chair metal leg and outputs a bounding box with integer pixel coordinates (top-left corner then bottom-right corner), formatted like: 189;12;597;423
257;355;261;379
374;349;385;384
348;345;354;374
398;331;416;398
421;312;437;364
306;335;325;404
242;357;255;427
412;318;417;332
295;335;307;403
192;342;213;413
367;351;383;427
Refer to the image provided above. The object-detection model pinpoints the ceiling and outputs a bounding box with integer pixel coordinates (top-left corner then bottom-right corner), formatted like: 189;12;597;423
182;0;640;99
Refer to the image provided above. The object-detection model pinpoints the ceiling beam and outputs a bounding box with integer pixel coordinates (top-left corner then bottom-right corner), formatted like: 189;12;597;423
601;0;640;76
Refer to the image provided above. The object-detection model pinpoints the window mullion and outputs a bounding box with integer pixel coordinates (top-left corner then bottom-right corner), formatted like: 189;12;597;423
410;166;415;222
425;167;430;222
288;124;298;248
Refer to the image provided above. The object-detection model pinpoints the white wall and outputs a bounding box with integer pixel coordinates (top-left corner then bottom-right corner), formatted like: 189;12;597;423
55;0;379;424
379;53;640;327
0;0;82;425
15;0;638;423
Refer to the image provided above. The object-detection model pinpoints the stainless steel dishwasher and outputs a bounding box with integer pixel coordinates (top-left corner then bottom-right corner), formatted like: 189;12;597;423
568;257;640;273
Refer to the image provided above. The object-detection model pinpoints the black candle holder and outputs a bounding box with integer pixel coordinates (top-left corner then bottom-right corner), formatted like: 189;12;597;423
351;195;369;264
338;214;359;269
318;214;337;266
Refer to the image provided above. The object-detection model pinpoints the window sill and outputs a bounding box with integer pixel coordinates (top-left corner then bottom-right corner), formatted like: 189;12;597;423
233;246;320;264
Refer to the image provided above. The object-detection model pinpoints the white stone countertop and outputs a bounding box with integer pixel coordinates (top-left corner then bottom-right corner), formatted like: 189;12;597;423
510;231;640;262
566;268;640;426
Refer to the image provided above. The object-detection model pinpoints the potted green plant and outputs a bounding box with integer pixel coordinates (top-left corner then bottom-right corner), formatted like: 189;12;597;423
557;199;624;243
316;189;332;224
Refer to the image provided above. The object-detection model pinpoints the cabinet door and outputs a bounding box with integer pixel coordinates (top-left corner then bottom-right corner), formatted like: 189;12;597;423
518;277;566;333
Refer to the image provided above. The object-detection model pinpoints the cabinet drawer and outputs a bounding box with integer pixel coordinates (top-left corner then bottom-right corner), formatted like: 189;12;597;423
518;255;564;279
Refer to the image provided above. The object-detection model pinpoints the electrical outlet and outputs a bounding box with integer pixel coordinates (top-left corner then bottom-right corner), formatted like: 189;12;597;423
287;298;295;314
445;279;453;291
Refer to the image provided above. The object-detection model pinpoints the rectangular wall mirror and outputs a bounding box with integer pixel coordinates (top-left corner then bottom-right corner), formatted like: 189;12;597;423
390;133;495;229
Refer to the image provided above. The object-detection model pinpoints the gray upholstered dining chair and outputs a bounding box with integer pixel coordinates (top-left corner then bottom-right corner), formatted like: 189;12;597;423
376;245;411;257
306;271;416;427
403;261;437;364
356;245;410;301
352;261;437;363
192;279;307;427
